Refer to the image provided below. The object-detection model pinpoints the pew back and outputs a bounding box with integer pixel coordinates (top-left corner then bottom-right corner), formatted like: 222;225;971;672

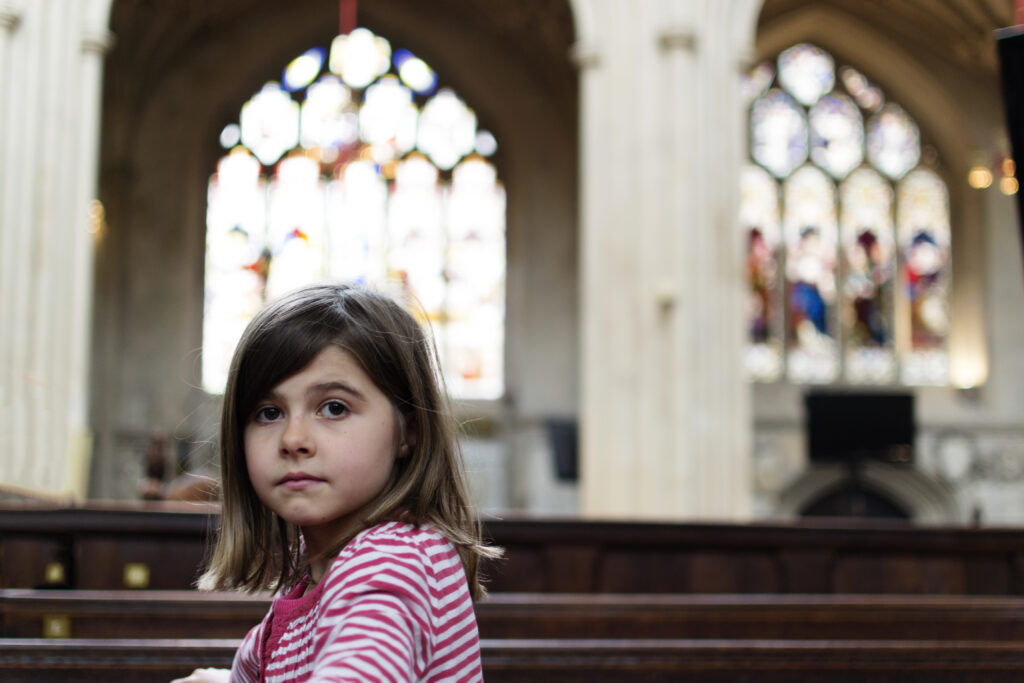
3;504;1024;594
1;637;1023;682
5;589;1024;642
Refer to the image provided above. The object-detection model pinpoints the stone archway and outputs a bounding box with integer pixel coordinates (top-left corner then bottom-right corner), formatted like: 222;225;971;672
778;460;963;523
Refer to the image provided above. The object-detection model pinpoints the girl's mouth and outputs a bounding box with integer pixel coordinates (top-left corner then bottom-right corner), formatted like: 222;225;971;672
277;472;324;490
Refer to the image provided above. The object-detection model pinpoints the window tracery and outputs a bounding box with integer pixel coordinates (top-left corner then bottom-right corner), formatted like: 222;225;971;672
742;43;950;385
203;28;506;399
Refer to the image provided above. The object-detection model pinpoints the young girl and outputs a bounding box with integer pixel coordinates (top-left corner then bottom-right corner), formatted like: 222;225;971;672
173;283;499;683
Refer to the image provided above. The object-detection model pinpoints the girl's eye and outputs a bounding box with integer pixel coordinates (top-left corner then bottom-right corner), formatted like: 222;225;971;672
321;401;348;418
254;406;282;423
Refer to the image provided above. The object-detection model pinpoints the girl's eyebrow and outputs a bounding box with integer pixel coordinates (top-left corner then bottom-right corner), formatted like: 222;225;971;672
309;380;366;401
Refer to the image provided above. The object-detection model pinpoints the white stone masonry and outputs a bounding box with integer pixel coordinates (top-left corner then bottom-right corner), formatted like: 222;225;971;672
572;0;762;519
0;0;113;498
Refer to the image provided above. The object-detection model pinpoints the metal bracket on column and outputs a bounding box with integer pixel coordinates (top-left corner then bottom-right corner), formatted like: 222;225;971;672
569;41;601;70
81;29;116;56
0;3;20;32
658;28;697;53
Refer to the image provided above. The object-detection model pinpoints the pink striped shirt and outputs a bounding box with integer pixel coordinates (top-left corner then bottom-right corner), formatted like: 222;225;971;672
230;521;483;682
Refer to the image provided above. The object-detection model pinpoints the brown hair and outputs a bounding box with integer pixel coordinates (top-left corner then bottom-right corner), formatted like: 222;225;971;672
198;283;500;598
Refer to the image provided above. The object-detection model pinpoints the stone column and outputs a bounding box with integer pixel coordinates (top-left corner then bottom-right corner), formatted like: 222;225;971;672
0;3;21;493
0;0;113;498
572;0;762;519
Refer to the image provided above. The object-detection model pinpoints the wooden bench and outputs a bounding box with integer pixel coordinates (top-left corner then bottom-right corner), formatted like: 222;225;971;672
1;637;1023;682
4;503;1024;594
6;589;1024;642
0;589;268;639
477;592;1024;641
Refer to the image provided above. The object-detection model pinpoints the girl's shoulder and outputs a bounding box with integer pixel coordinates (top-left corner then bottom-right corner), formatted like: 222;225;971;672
345;519;454;560
321;520;464;598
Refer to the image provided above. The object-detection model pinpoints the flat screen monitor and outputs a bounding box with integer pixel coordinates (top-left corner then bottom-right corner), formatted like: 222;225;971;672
805;393;914;464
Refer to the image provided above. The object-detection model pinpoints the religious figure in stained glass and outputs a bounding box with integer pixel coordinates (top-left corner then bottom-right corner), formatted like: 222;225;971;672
847;229;889;346
841;167;896;382
741;43;950;386
747;228;775;345
783;165;839;384
741;164;783;380
897;168;950;384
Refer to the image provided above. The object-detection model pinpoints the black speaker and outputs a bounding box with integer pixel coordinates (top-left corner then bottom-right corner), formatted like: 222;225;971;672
545;418;578;482
997;26;1024;266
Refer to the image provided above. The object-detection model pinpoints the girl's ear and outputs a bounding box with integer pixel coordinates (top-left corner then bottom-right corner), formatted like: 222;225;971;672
396;415;415;458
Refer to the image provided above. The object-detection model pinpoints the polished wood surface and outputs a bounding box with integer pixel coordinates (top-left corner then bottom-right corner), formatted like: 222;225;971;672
1;637;1023;682
3;503;1023;593
3;503;1024;680
5;589;1024;642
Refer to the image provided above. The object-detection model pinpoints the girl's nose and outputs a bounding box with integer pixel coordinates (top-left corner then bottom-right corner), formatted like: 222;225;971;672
280;417;315;457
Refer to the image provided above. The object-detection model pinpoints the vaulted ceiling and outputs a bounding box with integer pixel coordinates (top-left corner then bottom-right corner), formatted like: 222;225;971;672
759;0;1016;72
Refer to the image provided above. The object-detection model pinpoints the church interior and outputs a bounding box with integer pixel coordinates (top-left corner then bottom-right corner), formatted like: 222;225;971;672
3;0;1024;679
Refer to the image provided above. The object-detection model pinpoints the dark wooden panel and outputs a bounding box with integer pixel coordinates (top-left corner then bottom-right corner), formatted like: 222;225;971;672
597;549;781;593
0;589;268;639
0;537;70;588
485;544;554;592
833;553;968;594
481;639;1024;682
75;537;208;590
2;504;1024;595
7;590;1024;643
476;593;1024;641
0;638;237;683
1;637;1024;683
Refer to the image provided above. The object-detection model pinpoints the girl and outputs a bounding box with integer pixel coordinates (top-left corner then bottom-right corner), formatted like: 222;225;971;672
174;283;499;682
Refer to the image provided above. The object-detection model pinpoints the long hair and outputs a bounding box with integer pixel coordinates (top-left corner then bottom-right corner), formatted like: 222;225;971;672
198;283;500;598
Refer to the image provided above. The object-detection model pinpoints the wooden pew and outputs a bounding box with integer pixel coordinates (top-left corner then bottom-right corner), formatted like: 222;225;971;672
0;503;215;590
1;637;1023;682
6;589;1024;642
0;589;268;639
4;503;1024;595
477;592;1024;641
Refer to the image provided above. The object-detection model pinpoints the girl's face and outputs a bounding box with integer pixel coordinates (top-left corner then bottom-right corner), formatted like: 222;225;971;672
244;345;403;553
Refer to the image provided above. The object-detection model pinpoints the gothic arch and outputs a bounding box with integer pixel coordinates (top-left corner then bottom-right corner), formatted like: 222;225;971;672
778;460;964;523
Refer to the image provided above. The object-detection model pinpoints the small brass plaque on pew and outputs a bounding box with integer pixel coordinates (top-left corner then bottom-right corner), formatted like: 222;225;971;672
43;614;70;638
44;562;65;584
123;562;151;589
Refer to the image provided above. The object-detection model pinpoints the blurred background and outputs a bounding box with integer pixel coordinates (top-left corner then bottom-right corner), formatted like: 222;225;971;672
2;0;1023;527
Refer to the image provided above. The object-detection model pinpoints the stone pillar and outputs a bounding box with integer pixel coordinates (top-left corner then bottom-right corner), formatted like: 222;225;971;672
572;0;762;519
0;4;21;493
0;0;113;498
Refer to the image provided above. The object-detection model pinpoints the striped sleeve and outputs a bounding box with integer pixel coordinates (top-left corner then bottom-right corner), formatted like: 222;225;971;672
230;617;265;683
308;532;433;681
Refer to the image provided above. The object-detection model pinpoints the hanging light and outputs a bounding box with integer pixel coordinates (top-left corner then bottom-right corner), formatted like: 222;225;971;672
967;164;993;189
967;150;1017;195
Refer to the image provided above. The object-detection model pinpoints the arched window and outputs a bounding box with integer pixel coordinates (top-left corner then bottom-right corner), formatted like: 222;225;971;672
203;29;506;399
741;43;950;386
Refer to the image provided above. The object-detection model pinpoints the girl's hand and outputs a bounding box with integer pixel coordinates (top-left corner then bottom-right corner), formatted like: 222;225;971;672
170;667;231;683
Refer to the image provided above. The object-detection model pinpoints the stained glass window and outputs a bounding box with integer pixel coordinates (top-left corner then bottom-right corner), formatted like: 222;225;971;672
204;28;505;398
741;43;950;385
841;168;896;383
897;168;950;385
784;166;839;384
741;164;783;380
